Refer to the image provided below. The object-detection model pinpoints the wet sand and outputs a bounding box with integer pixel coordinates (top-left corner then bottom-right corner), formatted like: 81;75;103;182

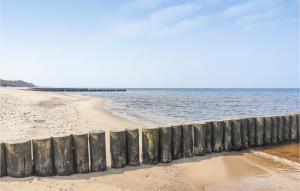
256;144;300;163
0;88;299;191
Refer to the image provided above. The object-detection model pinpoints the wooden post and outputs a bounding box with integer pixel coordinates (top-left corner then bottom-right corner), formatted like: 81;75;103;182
205;122;213;153
89;130;106;172
182;124;194;157
297;114;300;142
5;141;33;178
248;118;256;147
264;117;272;145
160;127;172;163
212;121;224;152
72;133;89;173
256;117;264;146
142;128;160;164
271;116;278;144
52;135;74;176
278;116;284;143
194;123;206;155
240;119;249;149
0;143;6;177
171;125;182;160
126;129;140;166
283;115;291;142
290;114;298;142
232;119;242;150
110;130;127;168
32;138;54;176
223;120;232;151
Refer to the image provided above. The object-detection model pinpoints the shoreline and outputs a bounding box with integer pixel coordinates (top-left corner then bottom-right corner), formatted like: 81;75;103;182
0;87;299;191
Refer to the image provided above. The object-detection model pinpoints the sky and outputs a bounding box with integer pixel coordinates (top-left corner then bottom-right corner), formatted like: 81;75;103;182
0;0;299;88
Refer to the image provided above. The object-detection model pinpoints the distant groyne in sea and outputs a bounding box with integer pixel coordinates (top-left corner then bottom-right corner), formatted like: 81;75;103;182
28;87;126;92
0;113;299;178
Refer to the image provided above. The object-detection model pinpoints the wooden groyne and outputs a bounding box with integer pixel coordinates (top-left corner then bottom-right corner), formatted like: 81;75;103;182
0;113;299;178
28;88;126;92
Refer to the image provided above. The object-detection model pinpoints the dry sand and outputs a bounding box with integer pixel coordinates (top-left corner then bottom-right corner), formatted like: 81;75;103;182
0;88;299;191
0;87;142;144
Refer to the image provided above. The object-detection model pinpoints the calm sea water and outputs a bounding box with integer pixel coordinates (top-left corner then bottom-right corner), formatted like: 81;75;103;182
82;89;300;127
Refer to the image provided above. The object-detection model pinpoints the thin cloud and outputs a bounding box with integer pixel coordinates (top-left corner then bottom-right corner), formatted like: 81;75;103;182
103;0;295;39
235;8;284;27
121;0;170;11
221;0;282;18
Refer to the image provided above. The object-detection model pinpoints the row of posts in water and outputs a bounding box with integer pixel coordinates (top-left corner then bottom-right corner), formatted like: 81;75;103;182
0;113;299;178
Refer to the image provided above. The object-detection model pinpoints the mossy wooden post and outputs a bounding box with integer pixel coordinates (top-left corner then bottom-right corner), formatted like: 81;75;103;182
194;123;206;155
142;128;160;164
32;138;54;176
283;115;291;142
231;119;242;150
89;130;106;172
182;124;194;157
5;141;33;178
240;119;249;149
205;122;213;153
110;130;127;168
271;116;278;144
248;118;256;147
223;120;232;151
160;127;172;163
0;143;6;177
290;114;298;142
212;121;224;152
264;117;272;145
171;125;182;159
256;117;264;146
278;116;284;143
72;133;89;173
52;135;74;176
126;129;140;166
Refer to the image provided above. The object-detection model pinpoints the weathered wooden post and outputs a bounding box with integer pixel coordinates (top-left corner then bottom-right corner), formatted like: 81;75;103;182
126;129;140;166
182;124;194;157
297;114;300;142
223;120;232;151
256;117;264;146
194;123;206;155
231;119;242;150
283;115;291;142
264;117;272;145
278;116;284;143
52;135;74;176
32;138;54;176
171;125;182;160
290;114;298;142
0;143;6;177
248;118;256;147
142;128;160;164
89;130;106;172
212;121;224;152
5;141;33;178
72;133;89;173
160;127;172;163
205;122;213;153
271;116;278;144
241;119;249;149
110;130;127;168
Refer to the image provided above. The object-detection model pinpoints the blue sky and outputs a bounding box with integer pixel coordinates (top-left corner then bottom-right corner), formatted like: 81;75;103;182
1;0;299;88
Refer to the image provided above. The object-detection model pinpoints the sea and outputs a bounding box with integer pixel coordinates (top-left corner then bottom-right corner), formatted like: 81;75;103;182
81;88;300;127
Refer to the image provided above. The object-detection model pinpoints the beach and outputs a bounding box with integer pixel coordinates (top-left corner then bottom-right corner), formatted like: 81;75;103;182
0;88;299;191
